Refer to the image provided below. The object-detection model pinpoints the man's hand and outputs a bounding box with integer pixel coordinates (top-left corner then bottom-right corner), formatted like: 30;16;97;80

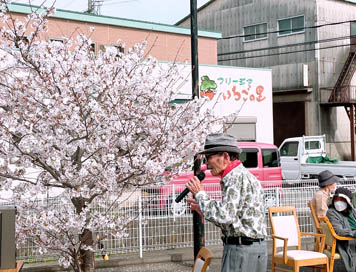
186;198;204;223
186;176;203;196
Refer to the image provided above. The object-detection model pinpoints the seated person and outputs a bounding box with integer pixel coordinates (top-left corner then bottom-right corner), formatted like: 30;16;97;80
311;170;338;218
327;187;356;272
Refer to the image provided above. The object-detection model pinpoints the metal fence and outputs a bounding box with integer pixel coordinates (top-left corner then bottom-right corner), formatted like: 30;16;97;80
14;179;356;262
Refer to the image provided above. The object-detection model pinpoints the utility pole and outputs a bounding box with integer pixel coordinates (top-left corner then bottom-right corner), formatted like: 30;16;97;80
191;0;200;99
190;0;204;260
87;0;103;15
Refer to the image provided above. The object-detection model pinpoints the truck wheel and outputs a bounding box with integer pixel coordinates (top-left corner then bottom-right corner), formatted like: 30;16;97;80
166;196;187;216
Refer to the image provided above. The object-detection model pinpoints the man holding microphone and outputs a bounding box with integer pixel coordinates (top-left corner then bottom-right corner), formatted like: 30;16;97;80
186;133;267;272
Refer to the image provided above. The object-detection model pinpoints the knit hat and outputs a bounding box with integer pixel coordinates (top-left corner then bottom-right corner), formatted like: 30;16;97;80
197;133;241;155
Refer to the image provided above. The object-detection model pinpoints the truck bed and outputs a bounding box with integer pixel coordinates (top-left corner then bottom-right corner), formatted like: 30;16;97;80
301;160;356;178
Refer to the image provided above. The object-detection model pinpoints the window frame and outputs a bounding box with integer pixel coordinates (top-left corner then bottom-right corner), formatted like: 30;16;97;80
243;23;268;42
280;141;299;157
277;15;305;37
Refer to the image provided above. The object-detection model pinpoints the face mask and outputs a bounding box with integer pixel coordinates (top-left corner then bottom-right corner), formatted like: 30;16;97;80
334;200;348;212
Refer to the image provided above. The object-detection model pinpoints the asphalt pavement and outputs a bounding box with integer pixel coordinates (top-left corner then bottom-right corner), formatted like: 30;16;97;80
22;242;347;272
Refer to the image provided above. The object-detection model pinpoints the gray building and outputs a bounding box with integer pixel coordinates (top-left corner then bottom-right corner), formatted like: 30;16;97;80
177;0;356;160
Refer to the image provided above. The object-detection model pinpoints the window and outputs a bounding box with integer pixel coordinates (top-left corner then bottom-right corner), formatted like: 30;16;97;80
243;23;267;41
262;149;280;168
99;44;125;59
115;45;125;54
280;141;299;157
278;15;305;36
305;141;321;150
239;148;258;168
352;21;356;36
49;38;64;43
89;43;97;57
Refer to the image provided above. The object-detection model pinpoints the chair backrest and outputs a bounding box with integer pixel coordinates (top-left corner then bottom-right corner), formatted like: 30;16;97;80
308;201;322;233
269;206;301;248
353;192;356;208
320;217;335;248
193;247;212;272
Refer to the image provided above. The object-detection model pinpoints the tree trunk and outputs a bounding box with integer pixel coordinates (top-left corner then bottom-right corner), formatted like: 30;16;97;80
79;229;95;272
71;197;95;272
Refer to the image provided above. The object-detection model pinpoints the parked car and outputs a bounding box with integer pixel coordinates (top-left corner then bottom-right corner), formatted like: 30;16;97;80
143;142;283;216
279;135;356;180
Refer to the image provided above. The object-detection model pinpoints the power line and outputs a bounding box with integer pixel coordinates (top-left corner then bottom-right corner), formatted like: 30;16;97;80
60;0;79;10
101;0;138;6
218;35;351;57
218;41;356;62
219;19;356;40
103;0;137;2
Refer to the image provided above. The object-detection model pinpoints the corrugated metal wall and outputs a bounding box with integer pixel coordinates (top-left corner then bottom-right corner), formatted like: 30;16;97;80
178;0;356;159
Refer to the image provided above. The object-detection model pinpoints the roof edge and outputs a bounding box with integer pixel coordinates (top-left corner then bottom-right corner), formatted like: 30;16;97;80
175;0;216;26
6;2;221;39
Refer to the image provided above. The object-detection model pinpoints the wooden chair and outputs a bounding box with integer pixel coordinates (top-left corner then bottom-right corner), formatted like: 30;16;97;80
308;201;324;253
0;261;24;272
308;201;322;234
269;206;329;272
192;247;212;272
353;192;356;208
320;216;356;272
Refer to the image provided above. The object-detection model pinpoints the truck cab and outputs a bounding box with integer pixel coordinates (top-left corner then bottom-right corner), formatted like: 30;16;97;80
279;135;327;180
238;142;282;182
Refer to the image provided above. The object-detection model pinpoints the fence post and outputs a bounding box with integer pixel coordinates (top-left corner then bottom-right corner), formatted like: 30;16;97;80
138;190;143;258
275;186;280;206
172;184;176;221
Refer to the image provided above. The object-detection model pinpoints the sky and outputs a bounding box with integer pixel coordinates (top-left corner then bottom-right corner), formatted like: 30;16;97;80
11;0;211;25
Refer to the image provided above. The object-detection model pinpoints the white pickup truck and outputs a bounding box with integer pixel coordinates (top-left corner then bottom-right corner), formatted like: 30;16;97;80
279;135;356;180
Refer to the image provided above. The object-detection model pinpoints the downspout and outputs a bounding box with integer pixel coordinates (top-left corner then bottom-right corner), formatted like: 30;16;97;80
314;0;322;136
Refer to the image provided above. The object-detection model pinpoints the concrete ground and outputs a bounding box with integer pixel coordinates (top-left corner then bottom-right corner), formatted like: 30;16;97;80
22;242;347;272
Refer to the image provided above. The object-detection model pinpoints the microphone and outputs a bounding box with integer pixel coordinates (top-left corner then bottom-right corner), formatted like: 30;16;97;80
175;171;205;203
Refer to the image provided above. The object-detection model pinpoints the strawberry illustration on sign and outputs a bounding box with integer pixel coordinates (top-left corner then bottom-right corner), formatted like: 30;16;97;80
200;75;217;100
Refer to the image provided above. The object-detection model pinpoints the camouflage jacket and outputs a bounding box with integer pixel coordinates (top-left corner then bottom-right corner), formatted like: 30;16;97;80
195;163;267;239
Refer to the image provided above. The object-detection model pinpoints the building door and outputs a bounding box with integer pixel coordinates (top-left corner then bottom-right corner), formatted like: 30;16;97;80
273;102;305;147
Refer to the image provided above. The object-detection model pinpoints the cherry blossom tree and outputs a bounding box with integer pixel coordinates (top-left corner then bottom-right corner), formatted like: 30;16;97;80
0;3;223;271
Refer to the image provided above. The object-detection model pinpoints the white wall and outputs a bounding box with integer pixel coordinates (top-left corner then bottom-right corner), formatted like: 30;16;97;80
171;63;274;143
